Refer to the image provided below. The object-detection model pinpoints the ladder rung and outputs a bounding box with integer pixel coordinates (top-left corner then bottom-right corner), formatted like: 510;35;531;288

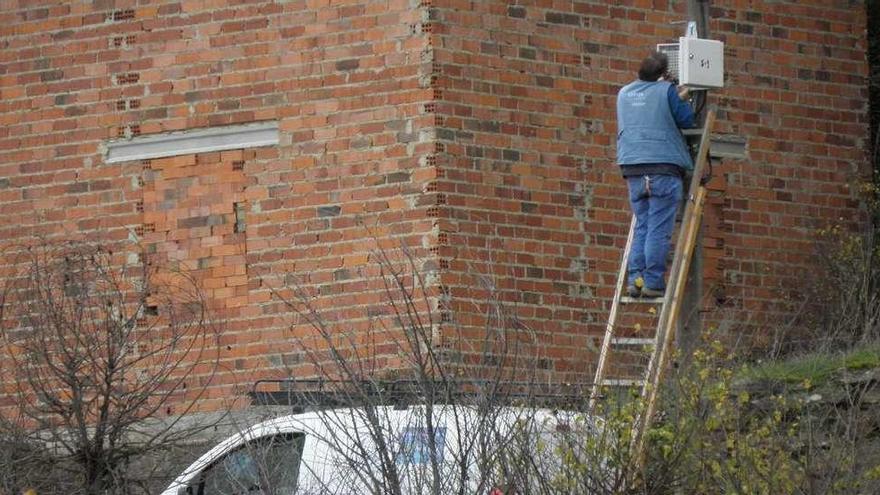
601;378;645;387
681;128;706;137
610;337;655;346
619;296;664;304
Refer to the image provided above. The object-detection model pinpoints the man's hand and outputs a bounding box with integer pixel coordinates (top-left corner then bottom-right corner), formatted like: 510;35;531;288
677;85;690;101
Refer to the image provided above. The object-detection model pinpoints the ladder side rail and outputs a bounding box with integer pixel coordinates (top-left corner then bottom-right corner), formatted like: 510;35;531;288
639;108;716;397
635;115;712;397
589;215;638;411
637;110;715;402
650;107;717;373
631;185;707;467
629;108;717;471
627;175;700;468
643;218;690;370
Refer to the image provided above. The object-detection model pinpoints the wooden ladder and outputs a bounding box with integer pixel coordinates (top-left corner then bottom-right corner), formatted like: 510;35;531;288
589;107;717;473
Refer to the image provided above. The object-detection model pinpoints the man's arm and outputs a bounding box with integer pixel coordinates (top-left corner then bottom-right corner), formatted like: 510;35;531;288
667;85;695;128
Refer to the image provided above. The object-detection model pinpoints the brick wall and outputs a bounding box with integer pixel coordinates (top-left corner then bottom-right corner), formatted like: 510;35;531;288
0;0;871;406
710;1;868;336
0;0;438;410
428;0;869;375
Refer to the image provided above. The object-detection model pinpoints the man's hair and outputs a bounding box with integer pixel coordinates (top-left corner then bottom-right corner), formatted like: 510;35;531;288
638;51;669;81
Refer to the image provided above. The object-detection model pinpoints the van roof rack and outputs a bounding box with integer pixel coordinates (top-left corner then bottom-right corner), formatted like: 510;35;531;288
249;378;595;411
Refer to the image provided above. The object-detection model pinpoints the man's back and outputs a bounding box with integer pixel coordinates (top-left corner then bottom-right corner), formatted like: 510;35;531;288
615;51;696;297
616;79;693;171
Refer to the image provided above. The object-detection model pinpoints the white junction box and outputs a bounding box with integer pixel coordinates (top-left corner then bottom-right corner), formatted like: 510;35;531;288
656;37;724;89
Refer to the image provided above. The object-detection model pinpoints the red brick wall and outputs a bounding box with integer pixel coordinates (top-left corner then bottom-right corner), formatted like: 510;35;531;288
0;0;437;409
710;2;868;337
0;0;871;405
428;0;869;375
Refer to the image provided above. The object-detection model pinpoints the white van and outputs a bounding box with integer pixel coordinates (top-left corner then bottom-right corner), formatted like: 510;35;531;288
161;405;589;495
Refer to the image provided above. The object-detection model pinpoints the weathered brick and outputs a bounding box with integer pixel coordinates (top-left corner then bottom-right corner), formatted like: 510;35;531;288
336;59;359;71
545;12;580;25
317;205;341;217
39;69;63;82
508;6;526;18
386;171;410;183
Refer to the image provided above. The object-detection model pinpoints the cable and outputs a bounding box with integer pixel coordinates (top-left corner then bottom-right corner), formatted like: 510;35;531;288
701;156;713;186
694;92;707;119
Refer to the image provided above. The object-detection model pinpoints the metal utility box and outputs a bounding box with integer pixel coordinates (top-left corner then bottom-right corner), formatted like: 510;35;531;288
656;37;724;89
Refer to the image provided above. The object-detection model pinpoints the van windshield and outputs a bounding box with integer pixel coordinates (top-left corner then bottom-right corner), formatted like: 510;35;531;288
193;432;305;495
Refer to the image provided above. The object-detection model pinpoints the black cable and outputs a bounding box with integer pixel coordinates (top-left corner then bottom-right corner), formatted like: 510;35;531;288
694;92;707;119
701;157;713;186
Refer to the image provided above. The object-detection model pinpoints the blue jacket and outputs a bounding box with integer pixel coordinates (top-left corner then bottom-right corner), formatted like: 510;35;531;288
616;80;695;171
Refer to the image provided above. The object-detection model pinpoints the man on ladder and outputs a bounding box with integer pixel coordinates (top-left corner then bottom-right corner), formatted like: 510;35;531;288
617;51;696;298
591;25;728;477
